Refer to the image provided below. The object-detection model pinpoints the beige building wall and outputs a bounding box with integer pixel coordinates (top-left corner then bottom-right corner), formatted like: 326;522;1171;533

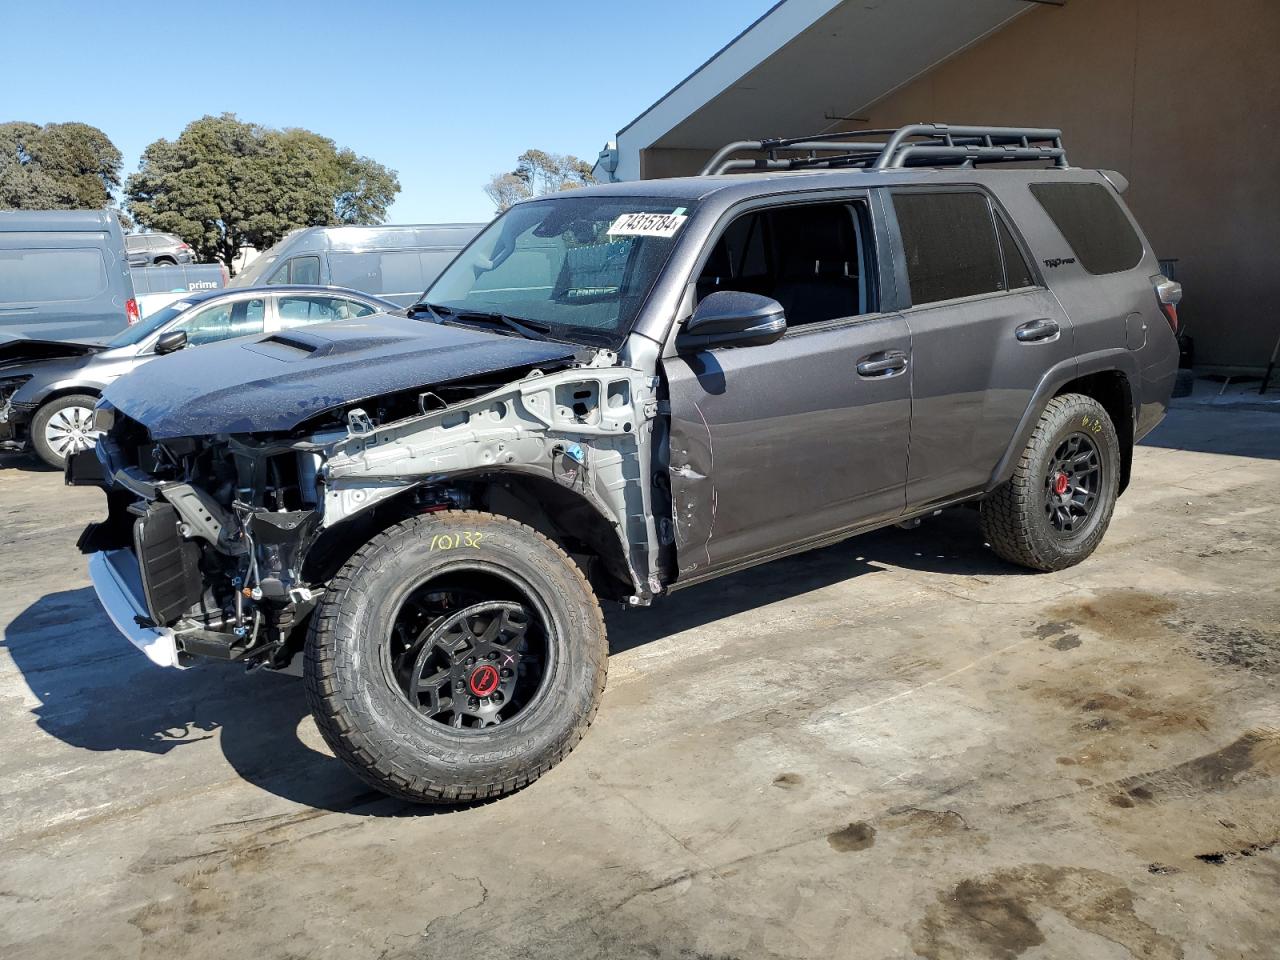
642;0;1280;371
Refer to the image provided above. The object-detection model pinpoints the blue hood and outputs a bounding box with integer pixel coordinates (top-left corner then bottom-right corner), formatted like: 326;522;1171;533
104;313;579;438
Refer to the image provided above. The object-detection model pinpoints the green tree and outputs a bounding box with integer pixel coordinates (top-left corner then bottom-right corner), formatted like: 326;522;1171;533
484;149;595;212
127;114;400;271
0;121;123;211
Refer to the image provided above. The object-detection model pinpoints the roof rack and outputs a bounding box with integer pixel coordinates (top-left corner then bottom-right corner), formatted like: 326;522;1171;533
699;123;1068;176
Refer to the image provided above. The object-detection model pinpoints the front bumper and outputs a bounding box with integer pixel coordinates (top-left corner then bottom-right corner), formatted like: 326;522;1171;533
88;549;189;669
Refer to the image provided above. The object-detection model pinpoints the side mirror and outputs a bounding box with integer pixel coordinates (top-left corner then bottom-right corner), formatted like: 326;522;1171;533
154;330;188;355
676;291;786;352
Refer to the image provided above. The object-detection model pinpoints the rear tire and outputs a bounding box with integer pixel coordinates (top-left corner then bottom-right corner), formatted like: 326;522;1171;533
304;510;608;804
981;393;1121;572
30;394;100;469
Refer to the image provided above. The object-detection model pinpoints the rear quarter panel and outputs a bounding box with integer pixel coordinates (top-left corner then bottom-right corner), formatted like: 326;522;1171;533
991;173;1177;441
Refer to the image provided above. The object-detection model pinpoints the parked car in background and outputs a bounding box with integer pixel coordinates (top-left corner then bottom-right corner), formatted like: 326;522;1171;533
131;262;230;319
0;285;395;468
125;232;194;267
0;210;137;341
229;223;486;306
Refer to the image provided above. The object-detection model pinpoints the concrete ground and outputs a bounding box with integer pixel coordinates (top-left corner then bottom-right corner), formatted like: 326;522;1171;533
1;407;1277;960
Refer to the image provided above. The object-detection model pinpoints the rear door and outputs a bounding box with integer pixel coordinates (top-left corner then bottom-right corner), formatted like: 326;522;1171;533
663;193;912;581
886;188;1073;509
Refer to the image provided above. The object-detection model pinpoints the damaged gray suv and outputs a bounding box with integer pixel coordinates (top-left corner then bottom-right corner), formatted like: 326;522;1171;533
73;125;1180;804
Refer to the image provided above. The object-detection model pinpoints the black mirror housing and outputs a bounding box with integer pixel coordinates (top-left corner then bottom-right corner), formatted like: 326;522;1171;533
676;291;786;352
154;330;188;355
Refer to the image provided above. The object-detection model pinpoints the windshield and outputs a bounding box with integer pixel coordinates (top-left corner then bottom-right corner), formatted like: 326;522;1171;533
420;196;696;347
106;300;196;347
229;239;286;287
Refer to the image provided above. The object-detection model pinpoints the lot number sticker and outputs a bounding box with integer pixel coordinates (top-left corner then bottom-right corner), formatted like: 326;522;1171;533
608;212;688;238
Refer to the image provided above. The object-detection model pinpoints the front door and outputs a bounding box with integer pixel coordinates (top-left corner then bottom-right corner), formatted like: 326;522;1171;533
663;196;911;581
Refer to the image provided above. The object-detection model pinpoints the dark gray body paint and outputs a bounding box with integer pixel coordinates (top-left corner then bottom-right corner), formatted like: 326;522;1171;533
103;312;579;439
86;162;1178;613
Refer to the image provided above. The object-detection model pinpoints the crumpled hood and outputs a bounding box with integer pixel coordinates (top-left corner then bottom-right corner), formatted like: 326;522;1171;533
0;336;108;373
103;313;579;439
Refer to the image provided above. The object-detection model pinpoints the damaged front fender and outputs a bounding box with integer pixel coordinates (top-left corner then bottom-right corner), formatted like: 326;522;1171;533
318;362;663;599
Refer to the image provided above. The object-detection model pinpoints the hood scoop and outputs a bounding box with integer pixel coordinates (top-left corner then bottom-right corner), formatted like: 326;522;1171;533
244;331;331;361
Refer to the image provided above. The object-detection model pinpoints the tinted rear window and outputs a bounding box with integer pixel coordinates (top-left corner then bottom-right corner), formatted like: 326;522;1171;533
894;192;1005;306
1030;182;1143;274
0;248;108;304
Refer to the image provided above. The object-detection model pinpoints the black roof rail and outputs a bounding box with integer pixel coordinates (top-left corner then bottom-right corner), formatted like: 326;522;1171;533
699;123;1069;176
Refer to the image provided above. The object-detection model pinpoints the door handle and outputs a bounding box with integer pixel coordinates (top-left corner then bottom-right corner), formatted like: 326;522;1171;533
856;350;909;378
1016;318;1060;343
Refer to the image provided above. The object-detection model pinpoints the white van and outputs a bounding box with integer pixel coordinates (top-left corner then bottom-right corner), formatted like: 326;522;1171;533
228;223;485;307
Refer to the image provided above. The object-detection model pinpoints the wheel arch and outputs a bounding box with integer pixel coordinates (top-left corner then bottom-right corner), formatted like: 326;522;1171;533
302;471;636;602
990;350;1138;495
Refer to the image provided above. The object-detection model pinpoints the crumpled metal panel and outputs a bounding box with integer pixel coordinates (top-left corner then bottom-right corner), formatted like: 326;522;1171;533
102;313;579;439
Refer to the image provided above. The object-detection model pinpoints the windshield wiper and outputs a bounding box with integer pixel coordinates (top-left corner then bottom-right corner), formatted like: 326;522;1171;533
411;303;552;341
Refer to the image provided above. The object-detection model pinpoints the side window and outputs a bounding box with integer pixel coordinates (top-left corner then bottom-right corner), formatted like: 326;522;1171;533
696;200;873;329
290;255;320;285
339;299;377;319
268;256;321;285
893;192;1005;306
174;297;265;347
276;295;346;327
1029;181;1143;274
995;215;1036;290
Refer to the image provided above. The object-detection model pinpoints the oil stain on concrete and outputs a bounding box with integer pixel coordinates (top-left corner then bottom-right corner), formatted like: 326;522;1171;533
911;865;1183;960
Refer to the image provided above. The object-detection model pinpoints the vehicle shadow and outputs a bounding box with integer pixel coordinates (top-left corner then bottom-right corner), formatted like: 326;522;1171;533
0;451;53;473
1140;408;1280;461
607;507;1019;652
2;512;1017;814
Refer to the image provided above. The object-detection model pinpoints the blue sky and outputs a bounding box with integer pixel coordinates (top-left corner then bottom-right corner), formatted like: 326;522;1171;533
0;0;776;223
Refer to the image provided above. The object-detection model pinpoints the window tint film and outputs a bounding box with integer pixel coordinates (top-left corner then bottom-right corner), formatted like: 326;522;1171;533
290;256;321;285
996;214;1035;290
1030;182;1143;274
0;248;108;304
893;192;1004;306
175;297;265;347
696;201;873;328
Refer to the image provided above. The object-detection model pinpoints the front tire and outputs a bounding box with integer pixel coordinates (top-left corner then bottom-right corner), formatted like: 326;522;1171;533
31;394;100;469
304;511;608;804
981;394;1121;572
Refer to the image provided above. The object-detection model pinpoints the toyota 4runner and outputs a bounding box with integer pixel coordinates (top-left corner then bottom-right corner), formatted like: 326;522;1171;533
71;124;1181;804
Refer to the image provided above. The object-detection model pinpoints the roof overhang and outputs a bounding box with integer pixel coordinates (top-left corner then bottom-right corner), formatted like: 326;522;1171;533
595;0;1049;181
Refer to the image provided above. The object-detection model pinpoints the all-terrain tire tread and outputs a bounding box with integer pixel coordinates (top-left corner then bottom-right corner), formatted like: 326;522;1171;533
303;510;608;804
980;394;1120;572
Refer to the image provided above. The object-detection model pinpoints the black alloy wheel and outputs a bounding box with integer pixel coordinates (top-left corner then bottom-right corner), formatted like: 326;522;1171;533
388;593;552;731
1043;432;1102;538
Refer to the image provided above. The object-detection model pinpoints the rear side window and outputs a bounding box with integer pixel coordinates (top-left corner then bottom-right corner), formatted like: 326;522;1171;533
0;248;108;304
1029;182;1143;274
995;215;1035;290
893;192;1005;305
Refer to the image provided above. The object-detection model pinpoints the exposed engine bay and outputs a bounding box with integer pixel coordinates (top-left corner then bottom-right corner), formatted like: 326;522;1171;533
75;350;666;670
